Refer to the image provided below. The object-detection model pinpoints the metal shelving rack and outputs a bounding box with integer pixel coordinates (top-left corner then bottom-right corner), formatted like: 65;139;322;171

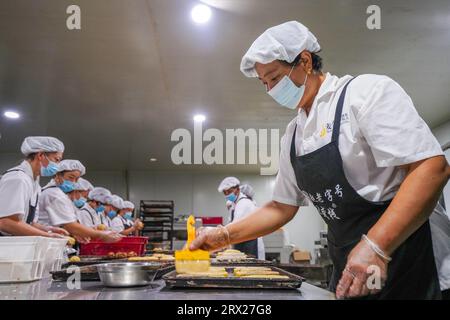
139;200;174;251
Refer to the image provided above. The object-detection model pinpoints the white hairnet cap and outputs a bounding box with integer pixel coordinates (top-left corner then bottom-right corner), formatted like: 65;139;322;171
240;184;255;199
21;136;65;156
218;177;240;192
122;201;135;210
240;21;321;77
105;195;123;209
73;182;84;191
77;178;94;191
57;159;86;176
88;187;111;202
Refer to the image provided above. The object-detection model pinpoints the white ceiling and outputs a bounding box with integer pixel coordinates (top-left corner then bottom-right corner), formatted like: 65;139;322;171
0;0;449;172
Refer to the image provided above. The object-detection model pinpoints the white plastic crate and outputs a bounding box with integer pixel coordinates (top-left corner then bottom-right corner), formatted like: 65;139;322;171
42;238;68;275
0;237;47;283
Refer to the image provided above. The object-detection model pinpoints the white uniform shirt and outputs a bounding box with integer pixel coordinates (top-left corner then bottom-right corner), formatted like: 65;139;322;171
37;180;78;227
77;203;101;228
0;161;40;232
430;201;450;291
111;215;131;233
100;213;113;229
232;193;265;260
273;73;444;207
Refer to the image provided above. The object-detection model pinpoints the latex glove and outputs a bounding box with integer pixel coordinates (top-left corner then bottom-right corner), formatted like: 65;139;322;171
99;231;122;243
48;226;70;236
189;226;230;251
335;239;388;299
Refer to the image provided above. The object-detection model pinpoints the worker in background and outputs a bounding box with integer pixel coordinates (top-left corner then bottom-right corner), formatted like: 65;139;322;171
218;177;265;260
99;194;122;230
0;136;68;237
77;186;108;229
37;159;121;243
77;177;94;202
111;200;143;236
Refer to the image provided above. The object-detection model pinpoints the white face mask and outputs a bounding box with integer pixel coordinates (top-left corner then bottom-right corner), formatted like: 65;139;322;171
267;65;308;110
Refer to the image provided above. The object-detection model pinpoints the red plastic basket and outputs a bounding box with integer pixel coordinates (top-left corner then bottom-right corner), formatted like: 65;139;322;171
79;236;148;256
199;216;223;225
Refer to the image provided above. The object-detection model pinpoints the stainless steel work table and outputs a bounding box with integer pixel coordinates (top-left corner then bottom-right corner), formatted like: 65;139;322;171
0;277;335;300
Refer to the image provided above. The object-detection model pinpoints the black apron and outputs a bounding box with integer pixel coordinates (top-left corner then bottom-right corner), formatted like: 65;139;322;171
289;77;441;299
231;196;258;258
2;169;39;224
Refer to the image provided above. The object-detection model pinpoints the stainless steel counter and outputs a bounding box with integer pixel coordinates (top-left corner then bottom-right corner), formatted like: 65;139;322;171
0;277;335;300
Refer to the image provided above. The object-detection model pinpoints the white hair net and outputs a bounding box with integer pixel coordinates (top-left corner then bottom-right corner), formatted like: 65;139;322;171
240;21;321;77
218;177;240;193
21;136;65;156
122;201;135;210
240;184;255;199
88;187;111;202
57;159;86;176
77;178;94;191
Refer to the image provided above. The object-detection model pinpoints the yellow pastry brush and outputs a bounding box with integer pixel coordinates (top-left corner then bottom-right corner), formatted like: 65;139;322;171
175;215;210;274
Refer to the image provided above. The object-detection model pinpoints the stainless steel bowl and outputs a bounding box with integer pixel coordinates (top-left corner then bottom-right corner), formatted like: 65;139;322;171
96;262;161;287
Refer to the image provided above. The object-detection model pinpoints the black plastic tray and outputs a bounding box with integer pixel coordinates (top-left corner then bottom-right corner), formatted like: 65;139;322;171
163;266;303;290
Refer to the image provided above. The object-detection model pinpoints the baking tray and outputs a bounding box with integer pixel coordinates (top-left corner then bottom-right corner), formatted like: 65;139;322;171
163;266;303;290
62;255;128;268
51;263;175;282
211;258;274;266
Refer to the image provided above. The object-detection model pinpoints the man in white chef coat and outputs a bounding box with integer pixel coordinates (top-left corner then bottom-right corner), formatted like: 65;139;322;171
218;177;265;260
191;21;450;299
37;159;121;243
0;136;68;237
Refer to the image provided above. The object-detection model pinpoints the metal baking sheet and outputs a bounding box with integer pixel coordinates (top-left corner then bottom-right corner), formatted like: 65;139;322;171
163;266;303;290
51;264;175;282
211;258;274;266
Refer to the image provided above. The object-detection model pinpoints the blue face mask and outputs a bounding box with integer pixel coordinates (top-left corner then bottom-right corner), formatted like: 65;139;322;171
267;65;308;110
124;212;133;220
95;205;105;214
225;193;237;203
40;160;59;177
74;197;86;208
59;180;75;193
107;210;117;219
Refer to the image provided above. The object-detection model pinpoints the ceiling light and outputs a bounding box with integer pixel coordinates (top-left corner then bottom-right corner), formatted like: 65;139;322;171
4;111;20;119
193;114;206;122
191;4;212;24
150;158;157;162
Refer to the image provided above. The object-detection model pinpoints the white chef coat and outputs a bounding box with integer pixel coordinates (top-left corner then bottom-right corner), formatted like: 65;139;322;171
273;73;444;206
111;215;132;233
0;161;40;234
37;180;78;227
77;203;101;228
0;161;40;220
100;213;113;229
232;193;265;260
430;200;450;291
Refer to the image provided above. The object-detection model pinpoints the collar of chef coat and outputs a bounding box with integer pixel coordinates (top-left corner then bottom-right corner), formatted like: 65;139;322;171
296;72;353;135
15;160;38;183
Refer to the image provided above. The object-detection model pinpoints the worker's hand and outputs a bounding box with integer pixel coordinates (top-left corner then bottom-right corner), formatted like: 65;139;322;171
335;239;388;299
46;232;66;239
48;226;70;236
74;235;91;244
134;219;144;230
99;231;122;243
189;226;230;251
